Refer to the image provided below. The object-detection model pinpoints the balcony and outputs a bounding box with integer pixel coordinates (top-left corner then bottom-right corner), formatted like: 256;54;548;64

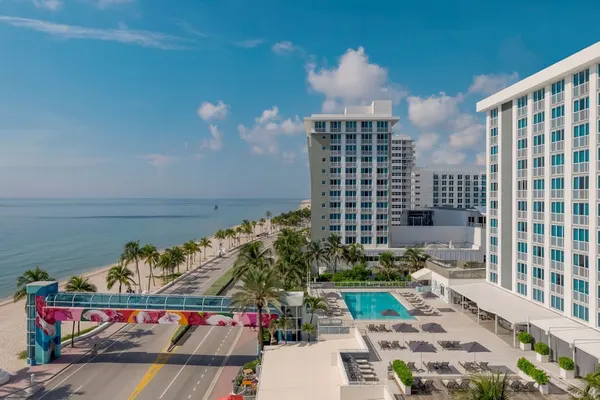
517;252;527;261
346;139;357;145
330;173;341;179
517;107;527;117
517;272;527;282
573;163;589;174
533;190;544;198
517;169;527;179
517;128;527;138
347;186;358;192
573;82;589;98
345;230;357;236
551;213;564;223
573;241;589;252
345;219;357;226
346;173;357;179
532;277;544;288
330;196;341;202
550;261;564;272
491;118;498;128
517;190;527;199
331;162;341;168
490;209;498;217
330;184;341;190
331;138;341;144
573;135;589;149
490;173;498;181
534;100;545;112
572;215;588;226
533;234;544;244
551;92;564;105
346;208;357;213
517;231;527;240
533;122;545;134
361;184;372;190
361;196;373;202
490;136;498;146
551;165;564;176
490;226;498;235
550;284;564;296
346;196;357;202
490;154;498;163
517;149;527;159
533;212;544;221
376;207;388;213
573;189;589;200
331;149;341;156
376;185;388;191
573;292;589;304
533;256;544;266
551;117;564;129
375;231;388;237
572;265;589;279
551;189;564;199
517;211;527;219
346;162;357;168
533;168;544;178
533;145;545;155
551;237;564;247
550;141;564;152
346;150;357;156
377;162;388;168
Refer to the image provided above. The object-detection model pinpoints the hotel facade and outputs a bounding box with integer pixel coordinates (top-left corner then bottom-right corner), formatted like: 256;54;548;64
477;42;600;329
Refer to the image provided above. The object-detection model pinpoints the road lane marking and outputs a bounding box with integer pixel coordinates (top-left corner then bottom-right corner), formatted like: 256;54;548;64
40;324;139;399
127;341;175;400
67;385;83;398
201;327;245;400
159;326;215;399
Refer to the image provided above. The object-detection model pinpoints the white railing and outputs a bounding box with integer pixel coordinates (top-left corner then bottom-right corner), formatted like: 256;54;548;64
490;191;498;199
490;136;498;145
346;196;357;202
361;197;373;202
550;261;564;271
517;232;528;240
533;122;545;133
490;118;498;127
376;231;387;237
517;149;528;159
490;209;498;217
551;237;564;247
517;211;527;219
517;190;527;199
518;128;528;138
573;109;589;123
532;277;544;288
573;163;589;174
533;145;545;155
517;252;527;261
533;256;544;266
517;272;527;281
572;215;588;226
551;92;564;105
533;190;544;198
551;141;564;152
376;185;388;190
551;189;564;198
517;107;528;117
533;234;544;244
573;190;589;200
331;150;341;156
330;196;341;202
310;281;410;289
490;154;498;163
331;162;341;168
550;284;564;295
533;101;545;112
551;213;564;223
573;82;589;97
551;166;564;175
573;241;589;252
551;117;564;129
345;219;357;225
573;135;589;148
490;173;497;181
346;185;357;191
376;208;388;213
490;245;498;253
331;173;341;179
533;168;544;177
573;265;589;279
517;169;527;178
346;208;357;213
331;185;341;190
573;292;589;304
490;226;498;234
533;212;544;221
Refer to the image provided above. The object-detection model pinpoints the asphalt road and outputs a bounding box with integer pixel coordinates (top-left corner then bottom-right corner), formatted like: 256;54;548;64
31;236;274;400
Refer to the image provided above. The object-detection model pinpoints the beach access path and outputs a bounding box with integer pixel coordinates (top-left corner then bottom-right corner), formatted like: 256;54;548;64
0;221;265;375
0;233;277;400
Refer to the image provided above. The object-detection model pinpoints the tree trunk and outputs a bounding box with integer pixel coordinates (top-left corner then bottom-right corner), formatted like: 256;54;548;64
135;260;141;293
77;321;80;337
119;282;122;293
257;307;264;354
71;322;76;348
147;263;152;291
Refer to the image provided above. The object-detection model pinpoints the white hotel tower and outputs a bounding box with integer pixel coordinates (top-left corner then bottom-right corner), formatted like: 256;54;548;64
305;101;400;246
477;42;600;329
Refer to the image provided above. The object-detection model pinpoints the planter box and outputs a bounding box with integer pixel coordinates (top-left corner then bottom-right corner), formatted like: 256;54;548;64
518;370;530;380
393;374;412;395
538;384;549;395
519;342;532;351
536;353;549;363
560;368;575;379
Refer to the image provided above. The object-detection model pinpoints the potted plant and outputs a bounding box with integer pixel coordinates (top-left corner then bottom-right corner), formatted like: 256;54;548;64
392;360;414;395
517;357;533;380
534;342;550;363
558;357;575;379
518;331;534;351
532;369;550;394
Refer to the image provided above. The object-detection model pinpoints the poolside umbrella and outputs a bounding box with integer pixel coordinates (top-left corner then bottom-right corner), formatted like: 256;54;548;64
421;322;446;342
381;309;400;317
421;291;438;299
408;341;437;368
392;323;418;344
461;341;490;362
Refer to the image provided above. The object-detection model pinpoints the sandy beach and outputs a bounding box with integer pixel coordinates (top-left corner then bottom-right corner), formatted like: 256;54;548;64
0;222;262;374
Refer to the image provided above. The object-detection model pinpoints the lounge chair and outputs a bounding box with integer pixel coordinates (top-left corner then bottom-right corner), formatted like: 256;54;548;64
355;359;369;364
378;341;391;350
377;324;390;332
406;362;417;372
523;381;536;392
439;362;450;372
509;380;522;391
458;379;470;390
478;361;490;372
442;379;458;390
391;340;402;349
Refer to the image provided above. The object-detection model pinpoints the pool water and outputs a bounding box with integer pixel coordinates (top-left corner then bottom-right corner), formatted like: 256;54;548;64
343;292;416;320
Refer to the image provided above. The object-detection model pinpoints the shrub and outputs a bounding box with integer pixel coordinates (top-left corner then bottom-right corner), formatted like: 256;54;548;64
532;369;549;385
243;359;260;372
392;360;414;386
534;342;549;355
518;331;534;344
558;357;575;371
17;350;27;360
517;357;534;375
517;357;550;385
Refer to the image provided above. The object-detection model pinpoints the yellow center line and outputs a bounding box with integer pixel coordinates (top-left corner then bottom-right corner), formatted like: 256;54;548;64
128;342;178;400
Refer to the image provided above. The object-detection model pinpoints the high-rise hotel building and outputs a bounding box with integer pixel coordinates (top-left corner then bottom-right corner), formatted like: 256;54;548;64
305;101;400;246
390;135;415;225
410;166;487;209
477;42;600;328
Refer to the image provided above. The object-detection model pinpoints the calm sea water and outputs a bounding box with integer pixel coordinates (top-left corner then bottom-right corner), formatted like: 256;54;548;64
0;198;301;298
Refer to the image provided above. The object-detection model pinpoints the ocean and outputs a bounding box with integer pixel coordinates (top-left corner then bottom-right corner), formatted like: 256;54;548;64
0;198;302;299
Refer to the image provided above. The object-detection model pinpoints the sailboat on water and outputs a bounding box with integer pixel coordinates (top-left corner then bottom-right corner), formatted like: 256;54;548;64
214;204;218;210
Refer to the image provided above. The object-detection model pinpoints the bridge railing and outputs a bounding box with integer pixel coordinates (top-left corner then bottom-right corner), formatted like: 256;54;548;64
309;281;414;289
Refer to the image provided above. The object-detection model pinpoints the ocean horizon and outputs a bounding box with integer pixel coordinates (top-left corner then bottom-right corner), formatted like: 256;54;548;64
0;198;302;299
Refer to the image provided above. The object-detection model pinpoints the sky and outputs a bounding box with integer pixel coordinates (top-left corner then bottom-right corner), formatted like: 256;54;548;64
0;0;599;199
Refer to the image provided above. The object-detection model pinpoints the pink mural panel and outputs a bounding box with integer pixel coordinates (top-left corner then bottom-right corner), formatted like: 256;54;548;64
43;307;278;327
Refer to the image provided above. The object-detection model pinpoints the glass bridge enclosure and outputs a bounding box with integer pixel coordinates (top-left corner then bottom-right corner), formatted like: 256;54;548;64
44;292;266;313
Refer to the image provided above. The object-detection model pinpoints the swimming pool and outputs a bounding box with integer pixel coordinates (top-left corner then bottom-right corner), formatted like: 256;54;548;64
343;292;415;320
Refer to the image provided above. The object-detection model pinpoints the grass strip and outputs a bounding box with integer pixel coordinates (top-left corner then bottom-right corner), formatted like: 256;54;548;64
204;268;236;296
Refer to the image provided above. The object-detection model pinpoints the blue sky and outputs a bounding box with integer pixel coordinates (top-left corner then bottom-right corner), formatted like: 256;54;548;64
0;0;599;198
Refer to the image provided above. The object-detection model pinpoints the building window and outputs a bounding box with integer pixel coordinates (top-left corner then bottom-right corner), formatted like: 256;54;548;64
315;121;326;133
346;121;357;132
361;121;373;133
550;295;564;312
573;303;589;322
331;121;341;133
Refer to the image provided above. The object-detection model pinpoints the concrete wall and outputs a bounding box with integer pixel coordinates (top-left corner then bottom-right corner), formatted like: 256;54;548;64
340;385;385;400
308;133;331;242
390;225;484;248
500;101;514;290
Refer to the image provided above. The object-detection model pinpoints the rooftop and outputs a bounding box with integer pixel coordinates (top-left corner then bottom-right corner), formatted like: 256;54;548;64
304;100;400;122
413;165;486;174
477;40;600;112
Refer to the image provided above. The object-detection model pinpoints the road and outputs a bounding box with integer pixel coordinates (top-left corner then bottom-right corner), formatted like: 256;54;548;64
30;236;275;400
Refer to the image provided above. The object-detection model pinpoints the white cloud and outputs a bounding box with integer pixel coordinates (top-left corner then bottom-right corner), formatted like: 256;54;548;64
94;0;135;8
200;125;223;151
475;152;486;165
407;92;463;130
307;47;406;112
238;106;304;156
300;145;308;154
468;72;519;96
449;114;485;149
272;41;300;54
33;0;63;10
142;154;177;168
431;149;467;165
415;133;440;155
281;151;296;164
234;39;263;48
197;100;229;121
0;16;183;49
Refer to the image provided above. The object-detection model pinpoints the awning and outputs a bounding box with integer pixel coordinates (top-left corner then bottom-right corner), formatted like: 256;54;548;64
450;282;558;325
530;317;600;359
411;268;432;281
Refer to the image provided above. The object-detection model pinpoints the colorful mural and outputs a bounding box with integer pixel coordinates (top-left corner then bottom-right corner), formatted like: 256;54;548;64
42;307;278;327
32;291;61;365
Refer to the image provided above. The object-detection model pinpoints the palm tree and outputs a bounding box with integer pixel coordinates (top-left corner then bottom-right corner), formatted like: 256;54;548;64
198;237;212;261
453;373;513;400
258;218;266;233
265;211;272;233
242;221;253;242
106;264;135;294
273;314;293;343
231;267;283;354
225;228;236;249
304;295;328;325
120;241;143;293
402;247;431;274
235;226;244;246
214;229;226;252
274;228;304;257
158;252;174;282
571;366;600;400
302;322;316;342
305;241;328;279
375;251;399;281
14;266;54;303
169;246;186;274
183;240;198;271
140;244;160;291
251;220;257;236
65;276;97;348
274;253;305;290
324;234;345;273
344;242;365;266
233;241;274;279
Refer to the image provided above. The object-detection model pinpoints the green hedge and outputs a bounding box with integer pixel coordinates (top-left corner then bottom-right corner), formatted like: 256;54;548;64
243;359;260;372
204;268;236;296
534;342;549;355
517;357;549;385
171;325;191;344
518;331;534;344
558;357;575;371
392;360;414;386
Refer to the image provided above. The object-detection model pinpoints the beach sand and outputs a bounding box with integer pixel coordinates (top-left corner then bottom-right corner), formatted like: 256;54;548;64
0;223;262;373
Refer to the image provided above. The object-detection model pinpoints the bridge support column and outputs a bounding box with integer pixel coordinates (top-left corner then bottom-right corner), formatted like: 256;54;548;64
26;281;61;365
